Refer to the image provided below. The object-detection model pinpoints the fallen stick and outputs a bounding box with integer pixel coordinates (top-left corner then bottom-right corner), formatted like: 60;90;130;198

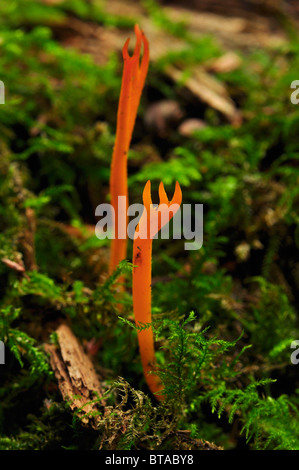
45;323;105;429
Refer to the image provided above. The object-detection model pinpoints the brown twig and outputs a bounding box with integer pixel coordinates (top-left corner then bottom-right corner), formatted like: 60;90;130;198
45;324;105;429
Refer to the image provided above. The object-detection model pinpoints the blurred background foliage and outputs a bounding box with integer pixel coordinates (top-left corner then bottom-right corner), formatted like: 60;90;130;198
0;0;299;450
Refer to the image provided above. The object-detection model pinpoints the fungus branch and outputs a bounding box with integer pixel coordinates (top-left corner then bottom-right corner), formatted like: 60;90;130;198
132;181;182;400
109;25;149;275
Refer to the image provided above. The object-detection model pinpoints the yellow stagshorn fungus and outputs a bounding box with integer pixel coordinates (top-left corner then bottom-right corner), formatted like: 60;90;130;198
109;25;149;275
132;180;182;400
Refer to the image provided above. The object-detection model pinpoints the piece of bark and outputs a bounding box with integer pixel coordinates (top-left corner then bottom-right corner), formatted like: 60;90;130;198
207;52;242;74
144;100;184;137
1;257;25;273
166;65;242;125
45;324;105;428
20;207;38;271
178;118;206;136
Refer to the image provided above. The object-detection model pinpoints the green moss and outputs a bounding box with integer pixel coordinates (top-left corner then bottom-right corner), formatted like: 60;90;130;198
0;0;299;450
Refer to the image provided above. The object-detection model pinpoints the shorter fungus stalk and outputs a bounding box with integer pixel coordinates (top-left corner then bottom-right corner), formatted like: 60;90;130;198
109;25;149;276
132;180;182;400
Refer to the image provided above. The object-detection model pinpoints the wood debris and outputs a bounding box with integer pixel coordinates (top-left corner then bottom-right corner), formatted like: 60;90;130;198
166;65;242;125
45;323;105;429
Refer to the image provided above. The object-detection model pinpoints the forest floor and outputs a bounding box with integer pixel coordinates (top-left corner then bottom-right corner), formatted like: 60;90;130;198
0;0;299;451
